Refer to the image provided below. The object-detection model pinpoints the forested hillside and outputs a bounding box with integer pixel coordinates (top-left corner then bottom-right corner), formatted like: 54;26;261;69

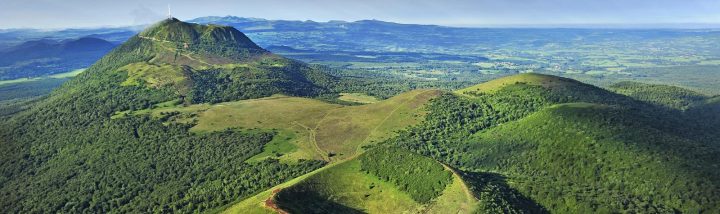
2;17;719;214
609;81;710;110
0;19;335;213
387;73;720;213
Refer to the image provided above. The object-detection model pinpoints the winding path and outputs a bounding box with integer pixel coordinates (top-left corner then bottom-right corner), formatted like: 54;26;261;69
137;36;212;66
291;121;329;162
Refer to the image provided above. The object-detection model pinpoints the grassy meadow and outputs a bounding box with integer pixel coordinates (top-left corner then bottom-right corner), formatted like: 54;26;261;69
115;89;442;162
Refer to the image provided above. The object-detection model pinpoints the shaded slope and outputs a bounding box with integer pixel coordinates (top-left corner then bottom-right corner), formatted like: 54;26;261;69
609;81;720;145
459;171;548;214
268;148;475;214
224;147;537;214
463;103;720;213
609;81;710;110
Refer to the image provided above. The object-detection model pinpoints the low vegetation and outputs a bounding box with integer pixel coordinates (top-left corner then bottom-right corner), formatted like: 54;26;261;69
337;92;380;104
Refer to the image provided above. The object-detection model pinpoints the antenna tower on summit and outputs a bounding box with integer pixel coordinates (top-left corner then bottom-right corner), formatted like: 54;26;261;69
167;4;172;19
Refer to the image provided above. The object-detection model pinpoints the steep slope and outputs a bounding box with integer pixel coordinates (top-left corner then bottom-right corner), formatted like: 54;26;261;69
273;148;455;213
0;19;336;213
609;81;710;110
609;81;720;144
464;103;719;212
224;147;479;214
60;18;335;104
389;74;720;213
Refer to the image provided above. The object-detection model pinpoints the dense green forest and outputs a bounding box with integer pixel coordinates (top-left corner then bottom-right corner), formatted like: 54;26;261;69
0;78;67;117
189;59;336;104
0;19;329;213
2;18;720;214
460;171;548;214
609;81;711;110
386;74;720;213
359;147;452;203
275;189;365;214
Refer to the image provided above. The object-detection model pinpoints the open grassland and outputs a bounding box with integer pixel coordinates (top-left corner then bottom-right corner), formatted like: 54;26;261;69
194;90;441;161
131;89;442;162
338;92;380;104
426;165;479;214
456;73;571;95
244;130;299;162
190;95;341;161
190;95;338;132
118;62;192;94
315;89;442;160
0;68;85;85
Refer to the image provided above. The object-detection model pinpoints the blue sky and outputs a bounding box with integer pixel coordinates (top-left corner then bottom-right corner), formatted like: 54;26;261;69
1;0;719;29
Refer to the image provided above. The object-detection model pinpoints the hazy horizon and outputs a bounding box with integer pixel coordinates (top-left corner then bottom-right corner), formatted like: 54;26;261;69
1;0;719;29
3;16;720;31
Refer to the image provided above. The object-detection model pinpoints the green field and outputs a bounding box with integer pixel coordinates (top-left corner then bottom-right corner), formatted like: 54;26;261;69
314;89;442;160
125;89;442;162
338;92;380;104
456;73;576;95
0;68;85;85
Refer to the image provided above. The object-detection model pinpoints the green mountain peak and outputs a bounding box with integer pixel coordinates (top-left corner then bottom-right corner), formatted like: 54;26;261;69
139;18;263;50
457;73;582;95
43;18;335;106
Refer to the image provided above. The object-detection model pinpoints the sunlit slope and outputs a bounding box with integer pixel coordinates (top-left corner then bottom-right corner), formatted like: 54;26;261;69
136;89;442;162
314;89;442;160
391;73;720;213
68;18;335;105
456;73;581;95
0;18;344;213
224;148;477;214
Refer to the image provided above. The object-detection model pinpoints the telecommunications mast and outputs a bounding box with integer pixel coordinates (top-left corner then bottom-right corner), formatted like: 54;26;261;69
167;4;172;19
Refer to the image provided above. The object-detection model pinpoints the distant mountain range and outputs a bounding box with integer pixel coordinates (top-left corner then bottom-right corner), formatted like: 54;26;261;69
189;16;720;52
0;37;116;80
4;16;718;54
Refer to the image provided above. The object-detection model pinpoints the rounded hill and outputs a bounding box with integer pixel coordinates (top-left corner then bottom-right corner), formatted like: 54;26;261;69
456;73;583;95
139;18;263;50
